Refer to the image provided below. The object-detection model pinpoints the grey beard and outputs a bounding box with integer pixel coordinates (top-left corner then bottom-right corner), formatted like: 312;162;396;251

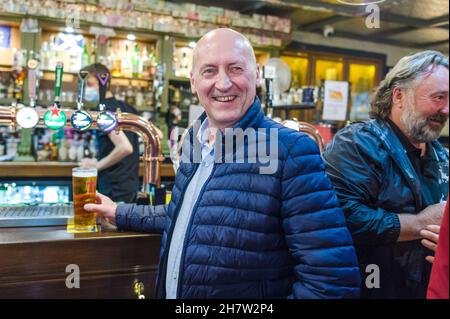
401;107;443;143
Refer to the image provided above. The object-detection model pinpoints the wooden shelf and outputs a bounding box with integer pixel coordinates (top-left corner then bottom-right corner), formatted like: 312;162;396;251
0;98;15;106
169;76;190;83
41;69;153;82
0;64;13;71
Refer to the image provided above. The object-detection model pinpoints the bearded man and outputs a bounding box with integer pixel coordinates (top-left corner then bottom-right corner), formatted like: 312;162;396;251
323;50;449;299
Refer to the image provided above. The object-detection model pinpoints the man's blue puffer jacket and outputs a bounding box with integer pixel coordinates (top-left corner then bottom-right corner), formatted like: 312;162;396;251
116;97;360;299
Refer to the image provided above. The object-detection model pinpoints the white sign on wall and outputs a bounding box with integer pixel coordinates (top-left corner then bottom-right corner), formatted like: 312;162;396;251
322;80;349;121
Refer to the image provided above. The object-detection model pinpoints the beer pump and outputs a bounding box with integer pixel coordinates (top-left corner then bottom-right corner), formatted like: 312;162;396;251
43;62;67;130
96;72;118;133
71;70;93;131
13;58;40;162
14;59;39;129
262;64;325;153
1;65;164;202
263;65;275;119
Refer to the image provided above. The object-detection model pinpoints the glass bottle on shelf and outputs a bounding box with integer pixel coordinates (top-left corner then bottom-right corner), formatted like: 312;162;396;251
107;41;115;71
90;39;97;64
112;42;122;77
48;35;57;71
58;137;69;161
67;129;77;162
83;136;92;159
125;81;135;105
76;138;84;162
149;45;157;76
135;85;144;109
40;41;50;70
89;131;98;159
0;130;5;156
132;43;140;78
82;43;89;68
121;43;132;78
141;46;150;78
145;85;155;111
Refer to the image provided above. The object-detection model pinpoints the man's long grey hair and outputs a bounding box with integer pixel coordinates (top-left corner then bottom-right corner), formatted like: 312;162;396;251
370;50;448;119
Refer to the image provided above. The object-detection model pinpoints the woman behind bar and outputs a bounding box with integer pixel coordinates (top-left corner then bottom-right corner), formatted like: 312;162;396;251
79;63;140;203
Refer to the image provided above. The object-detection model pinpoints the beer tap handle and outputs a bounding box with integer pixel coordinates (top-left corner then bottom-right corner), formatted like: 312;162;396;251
77;70;89;111
96;72;118;133
27;59;38;107
263;65;275;119
265;78;274;119
71;70;93;131
97;72;109;110
54;62;64;107
265;78;273;109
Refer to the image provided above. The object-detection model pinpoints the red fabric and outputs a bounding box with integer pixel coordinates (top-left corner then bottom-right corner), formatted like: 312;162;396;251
427;199;449;299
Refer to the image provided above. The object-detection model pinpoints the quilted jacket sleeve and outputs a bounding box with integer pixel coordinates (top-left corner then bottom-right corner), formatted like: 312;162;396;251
322;126;401;245
281;133;360;299
115;204;167;234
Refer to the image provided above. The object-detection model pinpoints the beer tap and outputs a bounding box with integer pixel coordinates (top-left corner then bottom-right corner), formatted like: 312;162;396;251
27;59;38;108
44;62;67;130
71;70;93;131
15;58;40;129
96;72;118;134
263;65;275;119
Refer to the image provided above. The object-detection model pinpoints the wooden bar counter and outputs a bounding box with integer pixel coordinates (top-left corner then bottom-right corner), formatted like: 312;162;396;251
0;162;175;178
0;225;162;298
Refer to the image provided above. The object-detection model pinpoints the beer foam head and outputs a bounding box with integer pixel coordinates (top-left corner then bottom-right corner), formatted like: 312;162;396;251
73;168;97;178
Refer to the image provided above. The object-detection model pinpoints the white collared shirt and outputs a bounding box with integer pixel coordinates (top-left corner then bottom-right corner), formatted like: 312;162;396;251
165;118;215;299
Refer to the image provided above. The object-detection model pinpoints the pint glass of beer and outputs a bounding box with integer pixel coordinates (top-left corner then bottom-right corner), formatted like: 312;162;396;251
68;167;98;233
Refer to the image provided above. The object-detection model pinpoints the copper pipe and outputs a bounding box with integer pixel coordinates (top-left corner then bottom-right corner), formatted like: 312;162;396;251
0;105;163;197
298;121;325;154
282;119;325;154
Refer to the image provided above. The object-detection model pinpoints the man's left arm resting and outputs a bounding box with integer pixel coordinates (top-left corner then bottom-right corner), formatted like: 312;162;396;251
281;135;360;299
116;203;167;233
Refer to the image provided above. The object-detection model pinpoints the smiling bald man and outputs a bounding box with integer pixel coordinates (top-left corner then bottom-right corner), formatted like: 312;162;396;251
85;28;360;299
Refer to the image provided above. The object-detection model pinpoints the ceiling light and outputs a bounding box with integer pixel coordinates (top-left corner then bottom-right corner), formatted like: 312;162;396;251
127;34;136;41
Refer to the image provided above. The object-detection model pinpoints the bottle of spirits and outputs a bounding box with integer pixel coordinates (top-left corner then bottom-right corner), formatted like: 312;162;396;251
132;43;140;78
107;41;115;71
48;35;57;71
58;137;69;161
149;45;157;76
121;44;132;78
112;41;122;77
83;137;92;158
67;130;76;162
89;131;98;159
82;43;89;67
125;81;135;105
90;40;97;64
40;41;50;70
135;85;144;109
0;130;5;156
141;46;150;78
